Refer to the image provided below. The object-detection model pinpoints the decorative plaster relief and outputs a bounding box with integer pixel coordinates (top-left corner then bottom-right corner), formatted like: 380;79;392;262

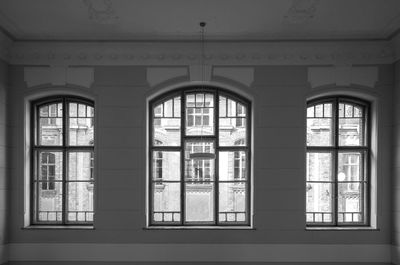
9;41;394;66
308;66;378;88
83;0;119;24
189;64;212;82
213;67;254;86
283;0;319;25
24;66;94;88
146;67;188;87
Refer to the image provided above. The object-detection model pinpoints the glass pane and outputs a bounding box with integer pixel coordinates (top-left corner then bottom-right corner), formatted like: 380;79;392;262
68;152;92;181
173;97;181;117
87;106;94;117
67;182;94;222
315;104;323;117
306;182;332;221
39;110;63;145
153;182;180;222
219;118;247;146
219;182;246;223
152;151;180;181
38;151;63;181
153;117;180;146
338;152;363;182
164;99;173;117
323;103;332;117
219;96;227;117
306;152;332;181
339;118;364;146
186;108;214;136
307;118;332;146
69;103;78;117
185;182;214;222
205;94;214;107
78;104;86;117
36;181;63;222
219;151;247;181
69;118;94;145
307;106;314;118
185;141;215;182
338;183;363;223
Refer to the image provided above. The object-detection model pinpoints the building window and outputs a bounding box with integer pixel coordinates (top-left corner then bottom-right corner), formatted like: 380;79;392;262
32;96;95;225
306;96;369;226
149;87;251;227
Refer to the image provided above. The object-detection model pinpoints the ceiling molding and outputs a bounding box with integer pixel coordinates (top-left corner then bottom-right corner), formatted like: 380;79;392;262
5;40;394;66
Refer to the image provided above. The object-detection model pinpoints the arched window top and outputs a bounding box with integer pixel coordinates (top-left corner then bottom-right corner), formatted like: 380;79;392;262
149;86;252;227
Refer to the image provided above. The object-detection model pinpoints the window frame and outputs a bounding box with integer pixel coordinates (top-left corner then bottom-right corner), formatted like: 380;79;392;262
148;86;252;228
306;96;370;227
31;95;95;226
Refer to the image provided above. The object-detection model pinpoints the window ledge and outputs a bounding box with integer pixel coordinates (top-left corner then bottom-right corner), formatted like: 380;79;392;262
144;226;255;230
306;226;378;231
23;225;94;230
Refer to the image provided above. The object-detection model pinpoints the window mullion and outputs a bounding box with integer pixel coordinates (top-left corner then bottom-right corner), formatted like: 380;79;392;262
334;98;339;226
62;98;68;225
180;90;185;226
215;90;219;225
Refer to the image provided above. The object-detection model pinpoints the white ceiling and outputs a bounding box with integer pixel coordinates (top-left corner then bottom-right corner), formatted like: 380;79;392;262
0;0;400;41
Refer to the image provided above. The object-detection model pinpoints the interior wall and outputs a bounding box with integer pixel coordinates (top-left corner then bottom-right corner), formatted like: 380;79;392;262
5;62;394;264
392;61;400;265
0;59;9;264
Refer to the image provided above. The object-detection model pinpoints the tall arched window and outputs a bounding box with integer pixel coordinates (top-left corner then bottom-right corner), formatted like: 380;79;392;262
32;96;95;225
149;87;251;227
306;96;370;226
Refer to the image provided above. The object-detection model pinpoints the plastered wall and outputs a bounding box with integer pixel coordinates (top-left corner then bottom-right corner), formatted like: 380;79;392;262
3;63;394;264
0;60;9;264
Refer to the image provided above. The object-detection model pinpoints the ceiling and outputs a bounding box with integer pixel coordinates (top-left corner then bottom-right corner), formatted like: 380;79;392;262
0;0;400;41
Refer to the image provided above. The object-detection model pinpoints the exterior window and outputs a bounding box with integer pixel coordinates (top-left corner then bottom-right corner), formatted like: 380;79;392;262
149;87;251;227
306;97;369;226
32;96;95;225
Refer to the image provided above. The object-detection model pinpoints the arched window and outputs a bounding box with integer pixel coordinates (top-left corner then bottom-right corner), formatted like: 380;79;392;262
306;96;369;226
32;96;95;225
149;87;251;227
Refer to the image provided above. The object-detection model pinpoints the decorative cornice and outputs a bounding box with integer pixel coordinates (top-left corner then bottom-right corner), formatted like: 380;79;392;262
6;40;395;66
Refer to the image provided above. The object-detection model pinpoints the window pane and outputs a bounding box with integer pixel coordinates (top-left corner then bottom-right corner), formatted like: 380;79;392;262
67;182;94;222
307;118;332;146
306;182;333;222
69;103;94;146
38;151;63;181
219;151;247;181
185;182;214;222
338;152;363;182
39;104;63;145
338;183;363;223
219;182;247;223
306;152;332;181
153;182;181;223
68;152;92;181
36;181;63;222
339;118;364;146
186;93;214;136
185;141;215;182
152;151;180;181
153;118;181;146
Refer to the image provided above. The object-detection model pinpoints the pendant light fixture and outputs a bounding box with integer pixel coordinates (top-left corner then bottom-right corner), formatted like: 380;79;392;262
189;22;216;161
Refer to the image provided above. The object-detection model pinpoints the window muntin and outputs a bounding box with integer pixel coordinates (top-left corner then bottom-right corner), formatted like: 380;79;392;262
32;96;95;225
306;97;369;226
149;88;251;227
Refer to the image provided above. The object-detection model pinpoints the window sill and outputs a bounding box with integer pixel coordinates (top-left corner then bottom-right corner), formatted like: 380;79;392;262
306;226;378;231
23;225;94;230
144;226;255;230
